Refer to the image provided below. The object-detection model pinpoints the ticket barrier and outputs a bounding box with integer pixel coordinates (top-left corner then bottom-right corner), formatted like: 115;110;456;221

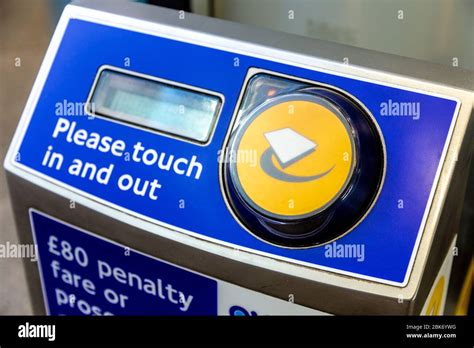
4;0;474;315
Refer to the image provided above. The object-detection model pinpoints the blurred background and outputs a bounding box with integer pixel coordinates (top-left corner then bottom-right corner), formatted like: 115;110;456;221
0;0;473;314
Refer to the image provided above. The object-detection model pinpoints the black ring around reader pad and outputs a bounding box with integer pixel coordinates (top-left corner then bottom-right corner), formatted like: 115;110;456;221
223;85;385;248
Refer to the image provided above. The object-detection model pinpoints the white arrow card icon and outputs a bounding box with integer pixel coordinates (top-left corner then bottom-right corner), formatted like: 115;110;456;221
264;128;317;168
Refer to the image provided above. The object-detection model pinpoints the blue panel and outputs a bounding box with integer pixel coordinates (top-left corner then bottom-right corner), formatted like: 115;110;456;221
31;211;217;315
17;19;459;283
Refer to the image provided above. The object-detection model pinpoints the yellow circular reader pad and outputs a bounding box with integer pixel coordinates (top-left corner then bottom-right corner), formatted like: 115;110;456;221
234;99;355;219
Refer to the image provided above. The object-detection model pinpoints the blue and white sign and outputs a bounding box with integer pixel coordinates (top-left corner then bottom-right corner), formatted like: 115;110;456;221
11;15;460;286
30;210;320;315
31;210;217;315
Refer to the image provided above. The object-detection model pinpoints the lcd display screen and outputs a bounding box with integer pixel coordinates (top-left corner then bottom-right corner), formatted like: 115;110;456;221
89;69;221;143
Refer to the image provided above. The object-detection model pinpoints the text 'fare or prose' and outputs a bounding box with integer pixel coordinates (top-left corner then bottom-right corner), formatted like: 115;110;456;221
39;117;204;201
46;233;195;315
